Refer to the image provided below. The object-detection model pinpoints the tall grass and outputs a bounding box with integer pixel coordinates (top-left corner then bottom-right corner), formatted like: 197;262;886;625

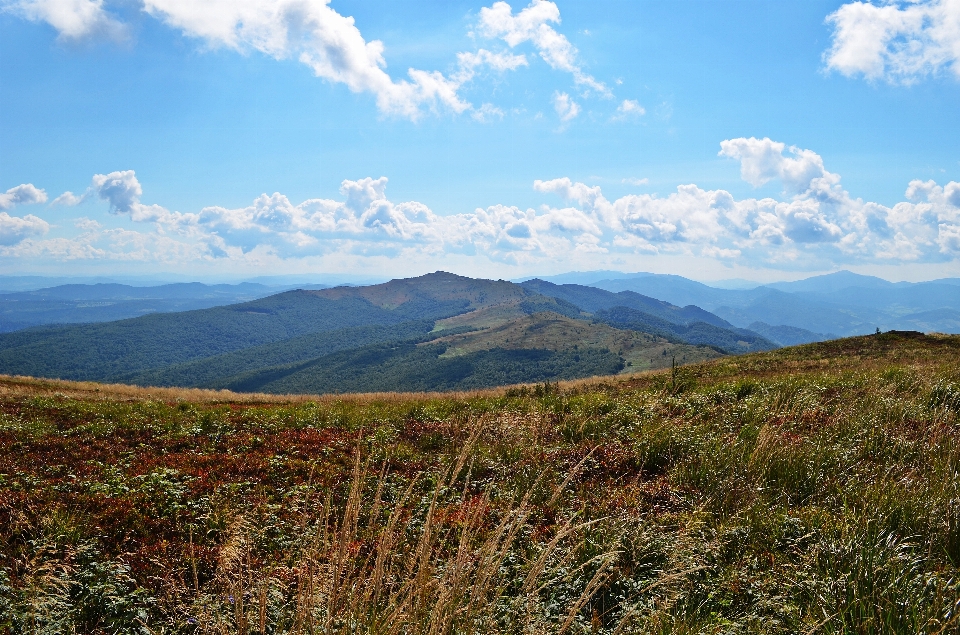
4;333;960;633
180;435;615;634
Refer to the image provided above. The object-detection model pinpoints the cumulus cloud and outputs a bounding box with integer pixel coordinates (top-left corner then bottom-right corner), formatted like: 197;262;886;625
3;0;126;40
719;137;838;195
552;91;580;122
478;0;611;96
0;212;50;246
0;182;50;249
825;0;960;83
90;170;198;232
13;137;960;269
52;190;86;206
0;183;47;210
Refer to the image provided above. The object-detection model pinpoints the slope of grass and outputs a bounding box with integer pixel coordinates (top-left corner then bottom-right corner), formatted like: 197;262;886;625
432;311;721;370
2;331;960;633
214;340;627;394
126;320;438;388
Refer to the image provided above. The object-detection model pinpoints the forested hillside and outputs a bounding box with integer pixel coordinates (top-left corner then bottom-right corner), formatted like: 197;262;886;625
0;282;294;332
0;272;778;392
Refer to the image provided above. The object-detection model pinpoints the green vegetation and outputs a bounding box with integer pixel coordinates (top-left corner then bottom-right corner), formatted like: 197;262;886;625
2;331;960;632
595;306;775;354
219;341;626;393
0;290;471;381
127;320;439;388
0;274;776;394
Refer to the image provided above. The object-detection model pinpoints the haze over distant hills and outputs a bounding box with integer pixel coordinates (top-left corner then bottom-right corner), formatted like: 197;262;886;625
584;271;960;337
3;269;958;343
2;268;958;394
0;282;330;333
0;272;786;393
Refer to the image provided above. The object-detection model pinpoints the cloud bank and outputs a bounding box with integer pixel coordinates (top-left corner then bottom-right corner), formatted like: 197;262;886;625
826;0;960;83
5;137;960;272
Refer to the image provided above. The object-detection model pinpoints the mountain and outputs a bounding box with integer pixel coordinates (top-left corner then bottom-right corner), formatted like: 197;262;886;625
746;322;833;346
519;279;733;327
764;271;904;293
593;306;776;354
589;271;960;336
897;309;960;333
0;282;327;332
515;270;651;285
0;274;512;381
0;272;760;393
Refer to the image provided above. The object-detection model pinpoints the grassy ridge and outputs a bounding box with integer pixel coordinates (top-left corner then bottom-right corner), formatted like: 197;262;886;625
2;332;960;632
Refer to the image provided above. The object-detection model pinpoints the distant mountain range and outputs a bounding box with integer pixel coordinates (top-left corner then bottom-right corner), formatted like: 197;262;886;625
2;269;957;394
0;282;328;332
0;273;779;393
582;270;960;337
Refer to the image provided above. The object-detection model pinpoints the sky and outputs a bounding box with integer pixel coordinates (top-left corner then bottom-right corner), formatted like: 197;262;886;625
1;0;960;284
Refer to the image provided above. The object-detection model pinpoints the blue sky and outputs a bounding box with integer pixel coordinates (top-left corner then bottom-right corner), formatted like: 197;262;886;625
1;0;959;283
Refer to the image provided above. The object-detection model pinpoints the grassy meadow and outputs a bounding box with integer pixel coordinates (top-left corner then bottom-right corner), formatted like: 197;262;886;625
2;331;960;633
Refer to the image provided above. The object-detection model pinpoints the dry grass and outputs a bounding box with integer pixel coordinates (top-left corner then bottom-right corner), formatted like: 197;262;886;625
5;332;960;633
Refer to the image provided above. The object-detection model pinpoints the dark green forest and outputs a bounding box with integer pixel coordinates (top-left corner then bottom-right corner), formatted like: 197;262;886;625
0;273;780;393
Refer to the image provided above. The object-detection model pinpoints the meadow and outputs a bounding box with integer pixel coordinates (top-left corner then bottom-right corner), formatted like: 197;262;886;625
2;331;960;633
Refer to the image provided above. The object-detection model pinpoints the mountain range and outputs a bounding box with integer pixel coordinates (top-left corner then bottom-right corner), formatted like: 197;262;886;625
533;270;960;338
0;272;779;393
2;269;957;394
0;281;331;333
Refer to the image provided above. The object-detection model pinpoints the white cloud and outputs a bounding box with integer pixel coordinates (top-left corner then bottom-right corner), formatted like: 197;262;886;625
52;190;86;206
472;102;505;122
622;178;649;186
825;0;960;83
456;48;528;80
0;212;50;246
142;0;473;119
614;99;645;119
478;0;611;96
552;91;580;122
7;0;618;121
92;170;142;215
6;0;533;121
0;183;47;210
13;138;960;269
90;170;200;234
3;0;125;40
718;137;836;195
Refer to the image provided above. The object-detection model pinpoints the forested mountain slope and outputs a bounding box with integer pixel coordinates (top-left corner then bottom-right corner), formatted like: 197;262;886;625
0;272;773;392
0;282;300;332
